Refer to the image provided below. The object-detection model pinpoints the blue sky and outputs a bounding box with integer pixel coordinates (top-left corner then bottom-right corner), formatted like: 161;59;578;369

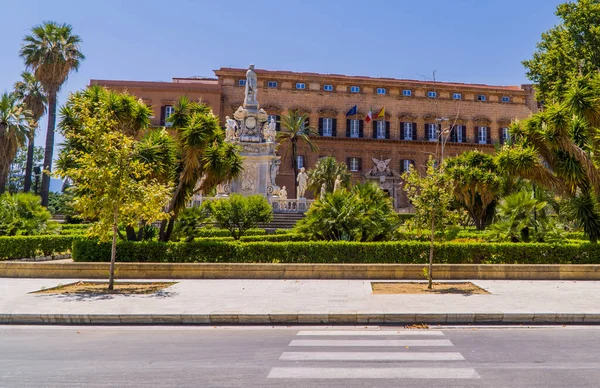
2;0;564;148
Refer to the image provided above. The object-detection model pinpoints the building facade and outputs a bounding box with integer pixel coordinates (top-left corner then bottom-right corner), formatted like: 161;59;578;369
91;67;537;209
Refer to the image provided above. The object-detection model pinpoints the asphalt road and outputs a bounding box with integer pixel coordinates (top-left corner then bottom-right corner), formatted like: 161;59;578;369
1;325;600;387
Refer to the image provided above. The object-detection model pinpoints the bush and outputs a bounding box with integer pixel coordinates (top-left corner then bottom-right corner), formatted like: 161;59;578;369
72;239;600;264
240;233;304;242
296;183;398;241
0;235;79;260
0;193;58;236
205;195;273;240
195;228;267;238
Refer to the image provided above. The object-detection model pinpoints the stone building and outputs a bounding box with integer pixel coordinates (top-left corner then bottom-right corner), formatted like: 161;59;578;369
91;67;537;209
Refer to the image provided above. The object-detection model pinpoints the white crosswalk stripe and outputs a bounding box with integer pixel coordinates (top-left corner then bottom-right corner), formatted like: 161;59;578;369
268;329;480;380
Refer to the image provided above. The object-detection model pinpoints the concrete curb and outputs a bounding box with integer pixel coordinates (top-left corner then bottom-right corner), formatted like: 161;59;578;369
1;313;598;325
2;262;600;280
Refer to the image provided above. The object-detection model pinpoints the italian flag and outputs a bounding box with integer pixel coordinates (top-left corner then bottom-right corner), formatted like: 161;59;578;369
365;109;373;123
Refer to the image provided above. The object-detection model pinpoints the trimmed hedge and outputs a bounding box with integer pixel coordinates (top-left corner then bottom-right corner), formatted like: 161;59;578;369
240;234;304;242
0;235;81;260
72;239;600;264
194;228;267;238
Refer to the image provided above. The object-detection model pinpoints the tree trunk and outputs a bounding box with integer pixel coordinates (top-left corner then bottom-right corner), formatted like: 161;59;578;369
23;129;36;193
291;139;298;197
125;225;138;241
40;92;57;207
109;205;118;290
428;215;435;290
0;160;8;194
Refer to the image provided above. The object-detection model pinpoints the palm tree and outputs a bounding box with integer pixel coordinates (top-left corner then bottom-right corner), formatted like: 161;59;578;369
158;96;243;242
20;21;84;206
496;74;600;242
0;93;31;193
14;72;47;192
307;156;351;194
277;111;319;195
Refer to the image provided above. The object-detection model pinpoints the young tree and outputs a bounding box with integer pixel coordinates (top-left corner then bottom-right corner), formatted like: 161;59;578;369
403;157;457;289
306;156;351;195
0;93;31;193
20;22;84;206
56;91;172;290
7;146;43;193
523;0;600;103
14;72;47;192
206;194;272;240
277;111;319;194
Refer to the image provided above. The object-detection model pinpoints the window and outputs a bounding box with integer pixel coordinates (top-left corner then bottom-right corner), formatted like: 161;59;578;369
453;93;462;100
238;79;246;86
427;123;438;141
477;94;487;102
428;91;437;98
376;121;386;139
164;105;175;127
401;159;412;173
296;155;305;170
323;84;333;91
349;119;360;138
296;83;305;90
502;96;511;103
322;118;333;136
403;122;413;140
455;126;464;143
350;86;360;93
501;127;510;143
267;81;277;88
478;126;488;144
348;157;361;172
376;87;386;95
403;90;412;97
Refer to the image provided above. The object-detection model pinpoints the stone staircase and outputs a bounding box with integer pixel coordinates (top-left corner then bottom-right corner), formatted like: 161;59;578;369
259;213;305;231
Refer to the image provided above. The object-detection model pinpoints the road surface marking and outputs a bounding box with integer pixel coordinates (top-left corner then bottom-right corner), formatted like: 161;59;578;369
268;367;480;379
280;351;465;361
297;330;444;336
289;339;453;347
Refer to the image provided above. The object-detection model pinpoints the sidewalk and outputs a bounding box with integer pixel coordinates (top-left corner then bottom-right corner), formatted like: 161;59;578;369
1;278;599;325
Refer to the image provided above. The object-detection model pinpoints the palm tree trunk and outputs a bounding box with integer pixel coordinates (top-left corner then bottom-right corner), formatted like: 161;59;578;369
0;161;8;194
40;92;57;206
291;139;298;197
23;131;35;192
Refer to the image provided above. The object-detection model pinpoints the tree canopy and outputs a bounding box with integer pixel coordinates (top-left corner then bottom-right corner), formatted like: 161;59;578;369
523;0;600;103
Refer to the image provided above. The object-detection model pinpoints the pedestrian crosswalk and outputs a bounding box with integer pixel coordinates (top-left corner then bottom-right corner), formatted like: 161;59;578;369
268;329;480;380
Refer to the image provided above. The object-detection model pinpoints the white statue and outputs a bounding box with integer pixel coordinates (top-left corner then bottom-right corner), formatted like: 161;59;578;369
320;183;327;199
279;186;288;200
296;167;309;199
244;64;258;106
264;117;277;142
333;174;342;192
270;159;280;185
225;116;238;140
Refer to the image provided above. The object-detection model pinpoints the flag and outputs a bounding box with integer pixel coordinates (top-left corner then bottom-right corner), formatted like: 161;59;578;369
375;107;385;119
346;105;357;117
365;109;373;123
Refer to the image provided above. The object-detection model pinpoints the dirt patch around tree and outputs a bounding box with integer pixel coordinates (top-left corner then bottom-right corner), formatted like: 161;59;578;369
31;281;176;295
371;282;489;295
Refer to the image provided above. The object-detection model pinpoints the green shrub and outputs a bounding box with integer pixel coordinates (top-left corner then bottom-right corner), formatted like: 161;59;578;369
195;228;267;238
240;233;304;242
72;239;600;264
0;193;58;236
205;194;273;240
0;235;80;260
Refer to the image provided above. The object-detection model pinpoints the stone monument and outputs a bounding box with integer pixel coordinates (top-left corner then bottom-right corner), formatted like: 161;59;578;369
219;64;282;198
